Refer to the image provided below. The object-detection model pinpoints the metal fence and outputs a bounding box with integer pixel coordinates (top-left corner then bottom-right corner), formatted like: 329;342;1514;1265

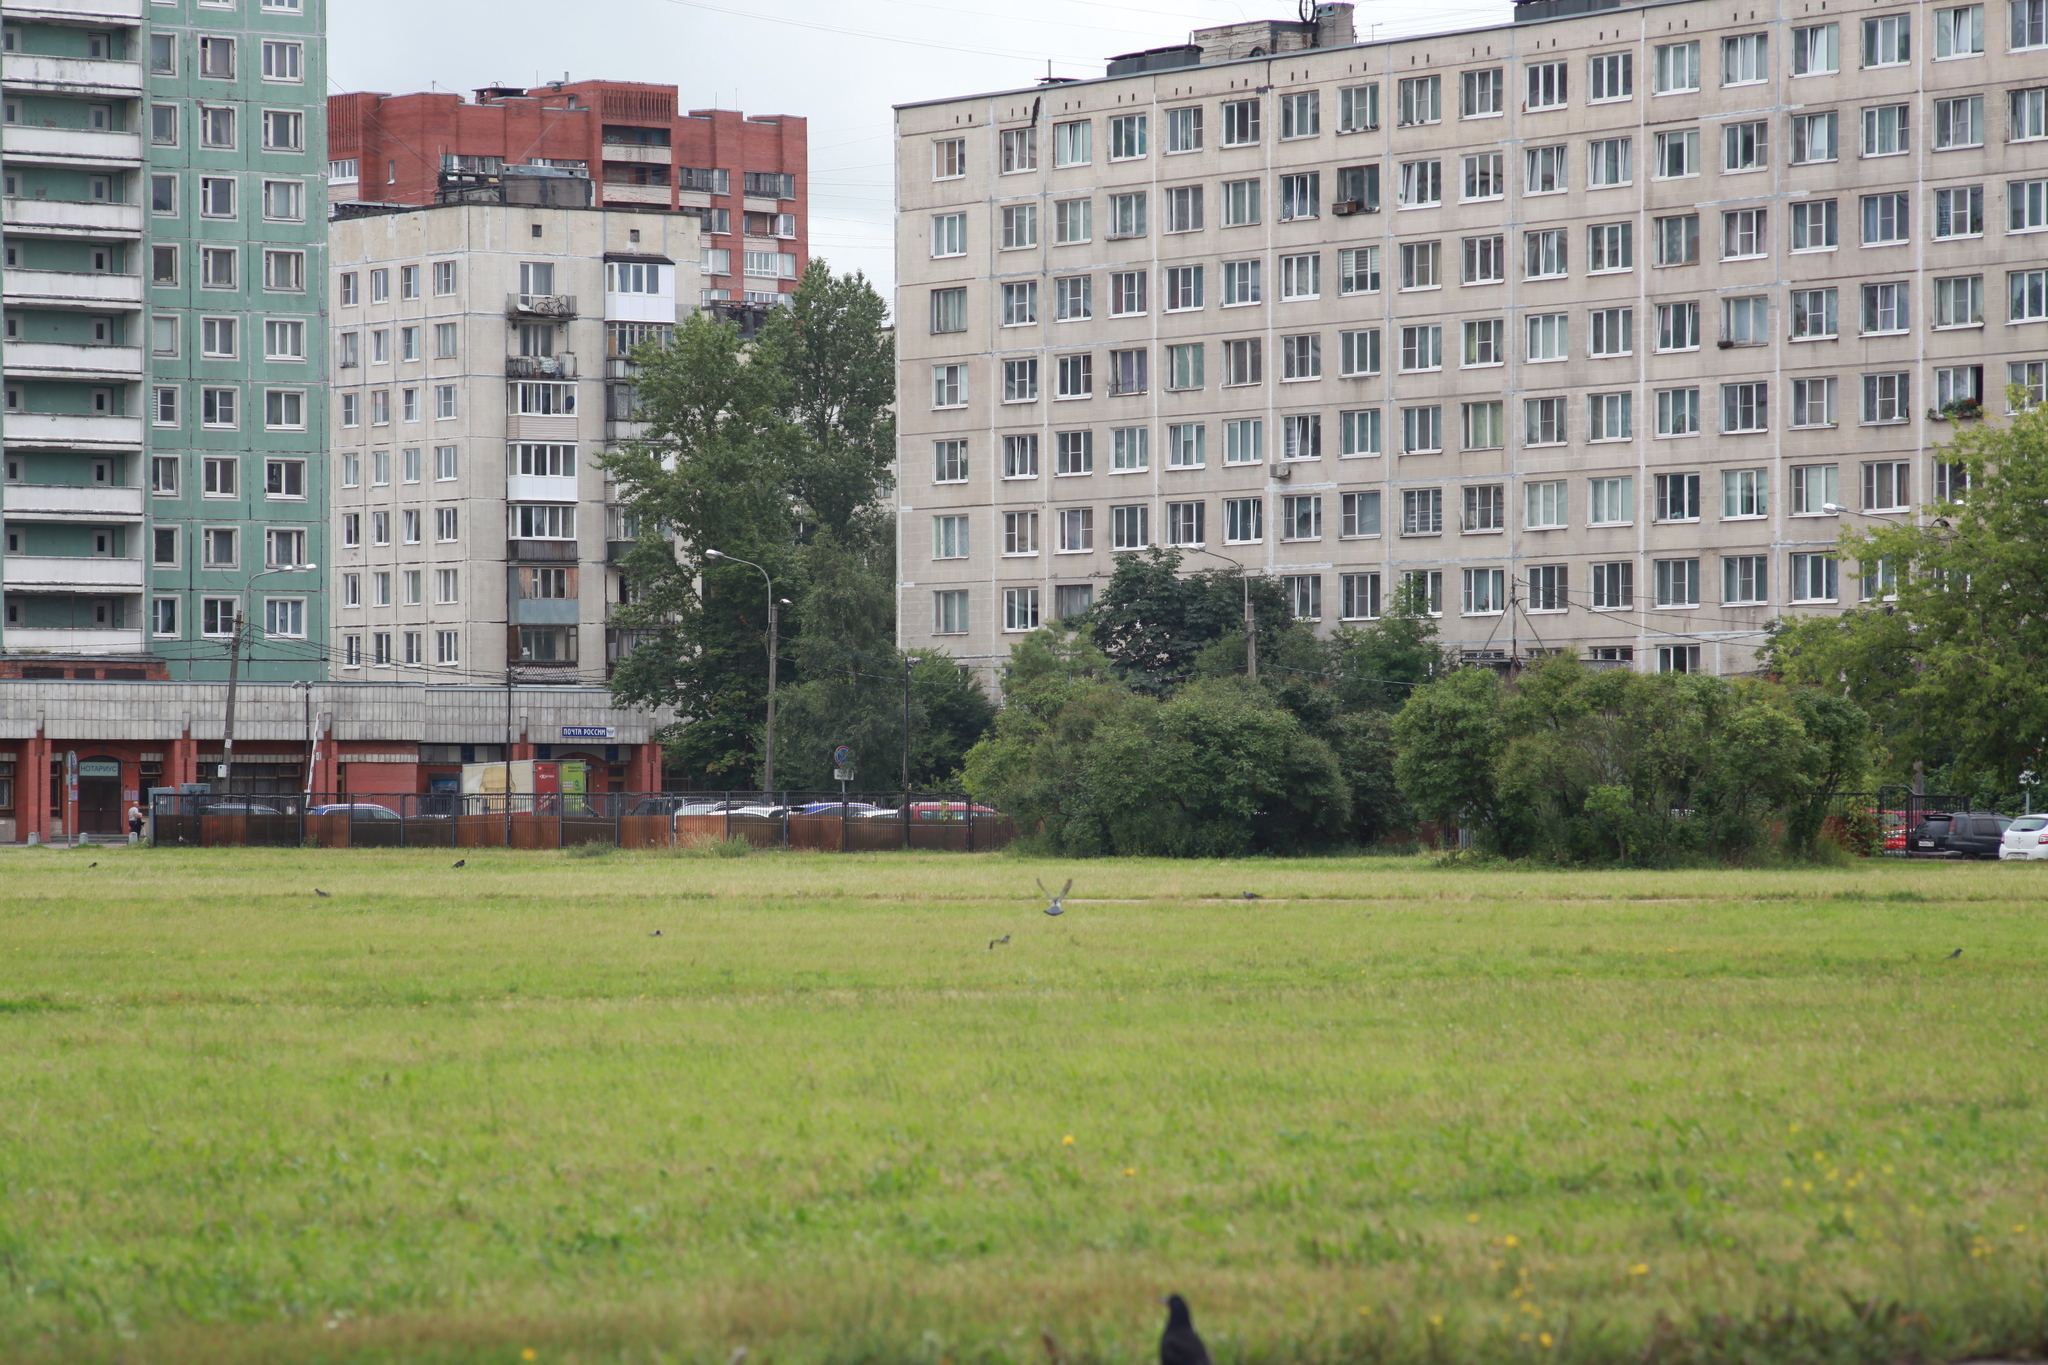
1811;791;2030;857
147;791;1016;852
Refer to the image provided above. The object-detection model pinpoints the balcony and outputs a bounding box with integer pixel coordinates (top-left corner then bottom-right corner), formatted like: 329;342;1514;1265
508;539;577;562
1;482;145;520
2;554;144;591
1;412;143;451
2;195;143;239
512;597;579;625
0;53;145;100
505;354;577;379
505;293;577;319
506;474;579;503
3;341;143;383
6;0;144;21
0;625;145;653
3;267;142;310
1;126;143;169
606;540;635;563
598;144;669;164
597;182;669;206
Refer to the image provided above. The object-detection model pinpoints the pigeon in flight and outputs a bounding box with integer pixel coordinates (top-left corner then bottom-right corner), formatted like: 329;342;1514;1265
1038;878;1072;916
988;933;1011;950
1159;1294;1213;1365
314;888;331;898
451;858;466;868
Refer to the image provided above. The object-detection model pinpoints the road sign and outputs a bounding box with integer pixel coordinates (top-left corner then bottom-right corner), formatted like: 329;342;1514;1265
832;744;854;766
833;768;853;783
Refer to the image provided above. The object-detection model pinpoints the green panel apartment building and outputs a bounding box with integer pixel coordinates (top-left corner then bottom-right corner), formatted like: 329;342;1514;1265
2;0;326;680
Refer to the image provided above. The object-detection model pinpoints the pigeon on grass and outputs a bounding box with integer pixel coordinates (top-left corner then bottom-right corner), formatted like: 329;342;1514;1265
451;859;466;868
314;888;331;898
1159;1294;1213;1365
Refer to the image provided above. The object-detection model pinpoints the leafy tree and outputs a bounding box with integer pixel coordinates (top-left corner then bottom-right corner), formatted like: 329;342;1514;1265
1767;397;2048;786
1326;576;1446;713
1086;548;1295;693
1391;667;1507;844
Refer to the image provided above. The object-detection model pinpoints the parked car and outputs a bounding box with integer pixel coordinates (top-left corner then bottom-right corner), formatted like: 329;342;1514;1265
199;802;285;816
905;801;1001;821
798;800;889;815
1913;811;2013;859
1999;814;2048;860
308;803;403;820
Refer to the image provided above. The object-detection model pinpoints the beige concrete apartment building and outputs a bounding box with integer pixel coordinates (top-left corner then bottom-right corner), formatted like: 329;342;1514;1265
895;0;2048;680
326;198;696;684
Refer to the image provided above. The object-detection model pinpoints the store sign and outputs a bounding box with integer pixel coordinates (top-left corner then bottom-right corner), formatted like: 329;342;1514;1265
560;726;616;740
77;761;121;778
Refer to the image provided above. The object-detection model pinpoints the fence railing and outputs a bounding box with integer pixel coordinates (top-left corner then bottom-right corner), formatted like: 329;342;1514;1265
146;792;1015;852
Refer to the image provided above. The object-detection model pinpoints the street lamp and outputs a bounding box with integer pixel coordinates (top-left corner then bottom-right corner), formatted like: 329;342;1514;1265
219;562;318;794
1178;544;1258;681
704;549;787;794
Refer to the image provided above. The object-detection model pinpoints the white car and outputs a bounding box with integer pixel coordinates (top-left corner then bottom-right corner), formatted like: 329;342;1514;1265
2000;814;2048;860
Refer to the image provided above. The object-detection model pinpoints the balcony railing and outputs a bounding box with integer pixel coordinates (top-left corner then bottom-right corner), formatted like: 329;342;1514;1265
505;293;577;318
506;354;576;379
508;539;577;562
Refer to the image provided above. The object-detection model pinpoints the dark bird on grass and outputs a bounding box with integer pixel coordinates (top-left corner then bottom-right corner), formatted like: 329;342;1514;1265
1159;1294;1212;1365
1038;878;1072;916
315;888;330;898
650;929;662;937
1041;1329;1066;1365
451;858;466;868
88;862;97;868
1242;891;1260;901
988;933;1011;950
1946;948;1962;959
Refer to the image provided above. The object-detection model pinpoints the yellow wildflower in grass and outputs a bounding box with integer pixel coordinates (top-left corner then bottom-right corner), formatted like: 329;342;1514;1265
1062;1135;1074;1146
1540;1332;1554;1348
1782;1178;1794;1188
1428;1315;1444;1329
1789;1123;1802;1133
1628;1264;1649;1276
1466;1213;1481;1224
1520;1332;1533;1344
1123;1167;1136;1177
1358;1305;1372;1317
1503;1234;1521;1247
522;1352;537;1362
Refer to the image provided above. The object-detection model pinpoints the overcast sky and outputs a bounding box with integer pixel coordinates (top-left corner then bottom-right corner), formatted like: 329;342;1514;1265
332;0;1514;302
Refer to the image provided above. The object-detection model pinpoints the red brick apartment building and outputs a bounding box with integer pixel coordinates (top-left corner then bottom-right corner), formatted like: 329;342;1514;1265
328;82;807;305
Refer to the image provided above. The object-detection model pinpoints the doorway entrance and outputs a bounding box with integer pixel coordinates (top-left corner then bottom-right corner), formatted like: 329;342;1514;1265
78;776;122;835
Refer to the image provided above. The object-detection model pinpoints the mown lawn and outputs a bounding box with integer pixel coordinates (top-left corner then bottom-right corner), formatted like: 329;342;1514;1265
1;844;2044;1365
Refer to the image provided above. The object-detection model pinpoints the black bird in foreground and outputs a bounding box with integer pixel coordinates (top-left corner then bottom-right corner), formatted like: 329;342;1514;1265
988;933;1011;950
1946;948;1963;959
1038;878;1072;916
1159;1294;1213;1365
451;859;466;868
314;888;331;898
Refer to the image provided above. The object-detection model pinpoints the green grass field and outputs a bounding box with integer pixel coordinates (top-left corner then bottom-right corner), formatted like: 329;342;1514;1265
2;845;2045;1365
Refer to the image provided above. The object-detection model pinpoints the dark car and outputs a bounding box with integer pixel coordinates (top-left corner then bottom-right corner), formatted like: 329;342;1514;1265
1914;811;2013;859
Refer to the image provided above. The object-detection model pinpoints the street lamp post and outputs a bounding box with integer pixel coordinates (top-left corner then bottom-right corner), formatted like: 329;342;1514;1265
1179;544;1257;681
218;563;318;796
704;549;787;794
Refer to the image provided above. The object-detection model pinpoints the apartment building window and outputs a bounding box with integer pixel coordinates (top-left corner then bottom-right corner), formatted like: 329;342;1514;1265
1524;229;1566;280
1455;235;1504;286
1106;193;1145;238
1396;159;1442;209
1000;126;1037;174
1224;498;1263;544
930;287;966;334
1341;572;1382;622
1394;489;1442;538
1657;387;1702;436
1864;12;1912;64
202;527;238;569
1164;266;1202;311
1216;97;1260;147
1591;562;1634;610
199;175;237;219
1399;324;1442;372
2013;269;2048;320
2014;87;2048;140
1224;419;1262;465
200;388;238;429
1281;494;1323;541
930;213;966;257
1000;589;1040;633
1524;145;1566;195
1590;51;1633;101
1340;329;1381;377
1589;391;1633;440
1109;113;1147;160
2016;179;2048;232
1790;554;1839;602
1281;91;1320;139
1341;409;1382;456
1723;468;1769;520
1723;295;1768;344
436;508;458;542
1001;204;1039;249
1862;372;1911;423
262;110;303;151
1056;507;1093;553
1722;382;1769;432
928;591;970;636
1791;287;1839;339
1655;214;1700;266
2017;0;2048;47
1401;407;1442;454
1657;646;1702;674
1722;209;1768;259
1861;281;1910;333
1863;192;1909;245
1457;568;1503;616
1109;350;1147;396
1655;40;1701;92
1279;172;1319;220
1589;307;1632;357
932;364;966;408
1167;423;1205;467
1003;281;1041;327
1280;335;1321;382
1460;151;1505;202
1791;112;1838;163
1164;107;1201;154
932;138;965;179
1056;431;1093;474
1222;338;1262;386
201;247;236;290
1462;319;1504;367
1936;186;1984;238
1335;164;1378;212
153;386;179;426
1056;354;1093;399
435;446;459;481
1793;22;1840;72
1525;396;1565;446
1527;313;1567;362
1589;138;1631;187
263;250;305;292
1461;68;1504;117
1526;61;1567;109
1339;84;1380;131
1657;301;1701;350
1934;460;1972;502
1111;425;1149;469
264;391;304;431
200;105;235;148
1048;277;1092;323
1398;242;1440;291
1791;463;1841;513
1792;378;1839;428
1863;104;1910;155
1396;75;1440;126
1863;459;1912;510
1654;558;1701;607
1792;199;1839;249
1723;33;1768;84
1341;492;1382;537
1002;359;1038;403
1936;95;1985;148
1047;120;1092;170
1462;484;1506;533
1935;275;1985;327
1526;480;1567;530
1163;184;1203;234
1168;344;1204;391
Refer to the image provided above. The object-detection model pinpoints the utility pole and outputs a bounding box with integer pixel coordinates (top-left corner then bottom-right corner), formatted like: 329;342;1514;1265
705;549;780;795
901;654;913;794
294;679;313;806
218;611;244;793
505;666;516;846
1244;582;1257;681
